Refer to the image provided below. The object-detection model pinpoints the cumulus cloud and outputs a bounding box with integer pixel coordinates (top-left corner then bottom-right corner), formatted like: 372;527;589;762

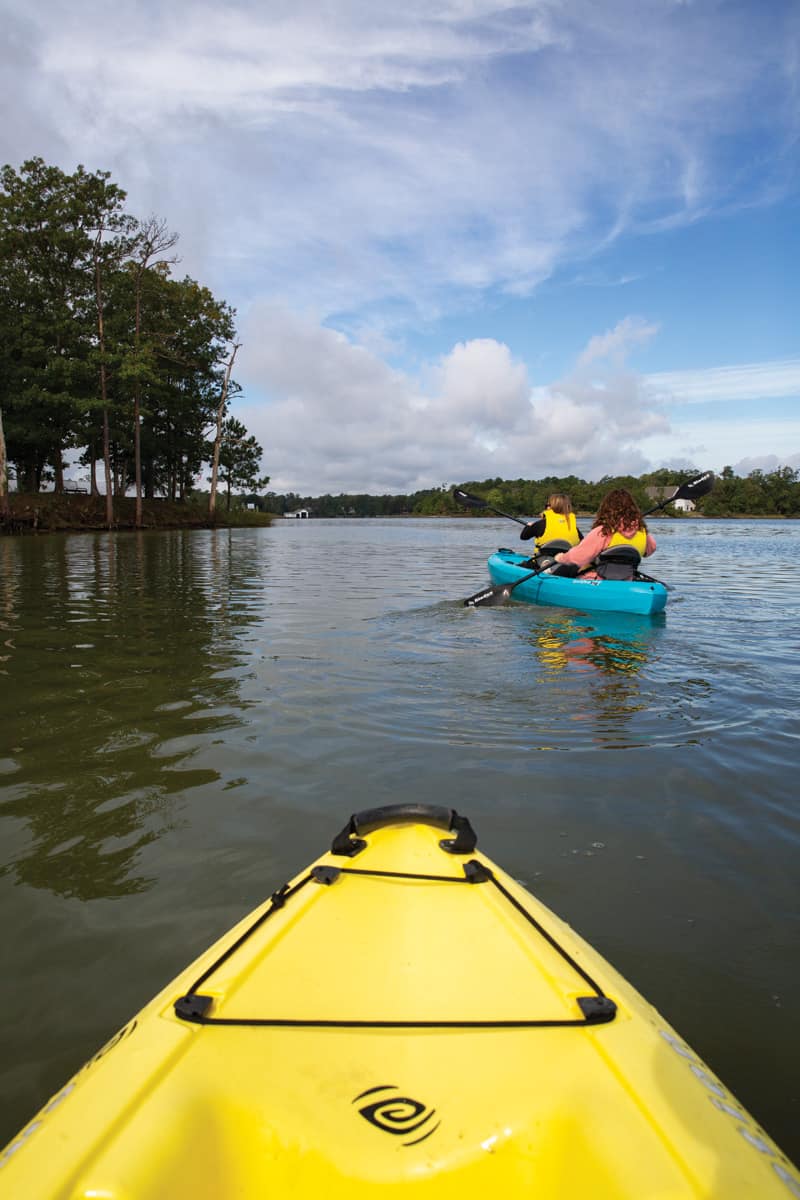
522;318;668;472
235;309;671;492
433;339;530;433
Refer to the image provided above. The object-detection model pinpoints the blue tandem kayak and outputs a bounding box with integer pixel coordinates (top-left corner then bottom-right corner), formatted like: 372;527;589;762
487;549;669;616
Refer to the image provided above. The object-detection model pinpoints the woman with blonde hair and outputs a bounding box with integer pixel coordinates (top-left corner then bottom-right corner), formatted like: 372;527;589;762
552;488;656;579
522;492;581;551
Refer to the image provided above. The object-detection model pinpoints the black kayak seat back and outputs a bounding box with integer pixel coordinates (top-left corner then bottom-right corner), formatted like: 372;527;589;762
594;546;642;581
537;539;572;555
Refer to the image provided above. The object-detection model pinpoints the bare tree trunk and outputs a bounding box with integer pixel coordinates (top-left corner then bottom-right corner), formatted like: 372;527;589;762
90;450;98;496
134;281;143;526
209;342;240;519
102;404;113;527
0;407;8;519
117;458;129;497
94;230;114;529
54;452;65;494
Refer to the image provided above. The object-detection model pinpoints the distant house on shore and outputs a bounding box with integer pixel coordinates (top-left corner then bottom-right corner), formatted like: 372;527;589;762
645;485;695;513
285;507;312;519
242;493;269;512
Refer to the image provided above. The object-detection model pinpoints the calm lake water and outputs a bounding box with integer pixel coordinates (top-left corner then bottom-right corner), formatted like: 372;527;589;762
0;516;798;1160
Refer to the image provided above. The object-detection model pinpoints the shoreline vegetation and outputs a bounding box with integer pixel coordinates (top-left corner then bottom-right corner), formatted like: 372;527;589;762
256;466;800;522
3;469;799;536
1;493;272;534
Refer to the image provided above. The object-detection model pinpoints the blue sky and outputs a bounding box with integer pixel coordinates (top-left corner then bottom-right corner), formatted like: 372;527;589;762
2;0;798;493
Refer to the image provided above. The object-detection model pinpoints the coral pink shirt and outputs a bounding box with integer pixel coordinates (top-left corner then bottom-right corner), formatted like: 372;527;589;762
558;525;656;573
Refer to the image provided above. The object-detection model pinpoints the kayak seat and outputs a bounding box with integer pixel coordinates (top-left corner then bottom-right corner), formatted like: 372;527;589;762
537;539;572;556
594;547;642;581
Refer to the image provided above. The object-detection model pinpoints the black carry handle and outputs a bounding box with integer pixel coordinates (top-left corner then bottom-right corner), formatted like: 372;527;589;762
331;804;478;857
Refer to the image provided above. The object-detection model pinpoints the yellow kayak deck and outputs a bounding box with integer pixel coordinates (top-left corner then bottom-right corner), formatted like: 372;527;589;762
1;806;797;1198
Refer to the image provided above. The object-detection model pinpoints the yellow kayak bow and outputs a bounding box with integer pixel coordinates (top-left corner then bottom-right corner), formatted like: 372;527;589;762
1;805;797;1198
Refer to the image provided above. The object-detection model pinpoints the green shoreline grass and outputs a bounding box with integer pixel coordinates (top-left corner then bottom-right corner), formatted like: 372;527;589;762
1;493;274;534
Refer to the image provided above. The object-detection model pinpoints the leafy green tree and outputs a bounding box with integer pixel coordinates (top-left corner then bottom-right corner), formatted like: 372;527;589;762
123;217;179;526
0;158;97;491
216;417;268;511
155;278;238;501
764;466;799;515
0;157;241;515
114;271;238;502
704;465;743;515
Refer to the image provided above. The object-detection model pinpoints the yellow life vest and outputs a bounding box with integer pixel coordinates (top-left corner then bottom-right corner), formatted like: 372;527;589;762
537;508;580;548
606;527;648;555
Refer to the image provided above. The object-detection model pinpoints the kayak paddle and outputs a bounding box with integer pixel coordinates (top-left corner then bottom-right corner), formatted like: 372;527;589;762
642;470;715;516
452;488;545;537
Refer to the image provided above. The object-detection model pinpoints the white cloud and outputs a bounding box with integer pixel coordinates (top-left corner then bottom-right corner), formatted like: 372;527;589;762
639;418;800;474
523;318;669;471
646;359;800;404
577;316;660;369
433;339;530;432
732;453;800;475
236;309;672;492
2;0;795;321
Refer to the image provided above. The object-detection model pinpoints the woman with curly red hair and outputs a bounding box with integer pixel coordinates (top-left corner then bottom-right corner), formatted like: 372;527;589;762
553;488;656;579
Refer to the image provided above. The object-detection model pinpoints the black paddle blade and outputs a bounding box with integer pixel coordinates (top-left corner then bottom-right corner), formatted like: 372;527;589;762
452;487;529;527
463;564;542;606
463;584;513;607
643;469;715;516
674;470;715;501
452;488;486;510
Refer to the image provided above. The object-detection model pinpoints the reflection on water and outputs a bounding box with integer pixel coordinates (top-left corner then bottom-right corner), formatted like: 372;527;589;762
521;609;678;748
530;610;664;676
0;531;262;900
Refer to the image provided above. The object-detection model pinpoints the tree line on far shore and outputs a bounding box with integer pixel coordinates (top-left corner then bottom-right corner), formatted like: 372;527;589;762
0;157;267;525
264;464;800;518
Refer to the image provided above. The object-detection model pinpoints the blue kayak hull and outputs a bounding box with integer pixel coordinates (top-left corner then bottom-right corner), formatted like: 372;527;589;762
487;550;668;616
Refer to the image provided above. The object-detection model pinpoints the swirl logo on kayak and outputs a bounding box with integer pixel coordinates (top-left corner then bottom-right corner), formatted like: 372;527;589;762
353;1085;440;1146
